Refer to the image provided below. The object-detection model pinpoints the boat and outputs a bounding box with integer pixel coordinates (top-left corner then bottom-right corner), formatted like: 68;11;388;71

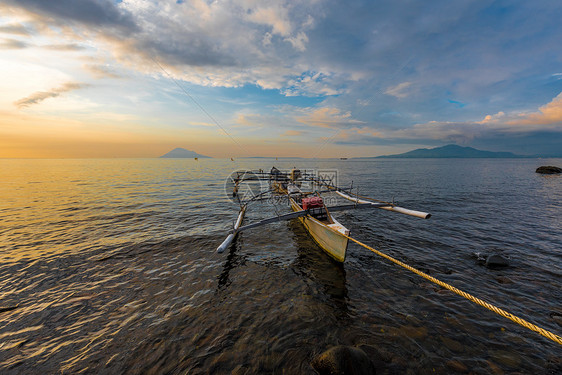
217;167;430;261
288;192;349;262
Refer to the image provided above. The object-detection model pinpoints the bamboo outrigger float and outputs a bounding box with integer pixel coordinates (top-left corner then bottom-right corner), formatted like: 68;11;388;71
217;167;430;261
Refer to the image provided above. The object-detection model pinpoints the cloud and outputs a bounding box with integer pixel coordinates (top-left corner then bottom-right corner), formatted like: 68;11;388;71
83;64;122;79
339;92;562;145
246;4;292;37
0;23;31;35
385;82;413;98
283;71;345;97
1;0;137;31
2;0;562;138
0;0;324;94
295;107;364;129
234;113;265;128
474;93;562;131
507;92;562;126
285;31;308;52
42;43;85;51
0;38;28;49
14;82;89;108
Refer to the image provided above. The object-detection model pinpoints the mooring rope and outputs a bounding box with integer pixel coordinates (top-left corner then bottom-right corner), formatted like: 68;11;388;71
343;233;562;346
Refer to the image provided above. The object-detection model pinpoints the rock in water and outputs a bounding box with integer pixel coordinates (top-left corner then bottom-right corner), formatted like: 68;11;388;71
486;254;509;268
312;346;376;375
535;166;562;174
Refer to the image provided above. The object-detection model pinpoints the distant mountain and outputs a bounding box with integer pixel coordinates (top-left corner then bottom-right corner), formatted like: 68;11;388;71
373;144;527;158
160;148;211;158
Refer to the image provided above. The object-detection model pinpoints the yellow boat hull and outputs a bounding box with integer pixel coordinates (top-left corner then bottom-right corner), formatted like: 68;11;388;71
290;198;349;262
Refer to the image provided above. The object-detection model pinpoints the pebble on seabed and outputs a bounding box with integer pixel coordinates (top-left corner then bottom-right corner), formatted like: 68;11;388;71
311;346;376;375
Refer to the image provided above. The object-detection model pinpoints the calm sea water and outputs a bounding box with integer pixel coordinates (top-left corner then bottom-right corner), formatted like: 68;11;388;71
1;158;561;374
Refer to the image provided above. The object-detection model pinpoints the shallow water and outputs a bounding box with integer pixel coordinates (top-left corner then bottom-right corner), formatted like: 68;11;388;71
1;158;561;374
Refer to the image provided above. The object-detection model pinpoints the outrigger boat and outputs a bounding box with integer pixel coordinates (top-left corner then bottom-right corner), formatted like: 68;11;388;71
217;167;430;262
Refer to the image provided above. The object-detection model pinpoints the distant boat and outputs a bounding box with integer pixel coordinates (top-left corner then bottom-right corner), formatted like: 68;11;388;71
340;157;348;160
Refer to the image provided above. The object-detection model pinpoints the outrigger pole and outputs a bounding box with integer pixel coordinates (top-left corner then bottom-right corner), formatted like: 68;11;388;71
336;191;431;219
217;205;246;253
216;202;386;253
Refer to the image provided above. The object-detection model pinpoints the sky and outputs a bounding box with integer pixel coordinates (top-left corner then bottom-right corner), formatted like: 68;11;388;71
1;0;561;158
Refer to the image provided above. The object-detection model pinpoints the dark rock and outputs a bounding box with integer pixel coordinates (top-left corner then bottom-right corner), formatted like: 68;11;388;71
357;344;390;370
535;166;562;174
486;254;509;268
311;346;376;375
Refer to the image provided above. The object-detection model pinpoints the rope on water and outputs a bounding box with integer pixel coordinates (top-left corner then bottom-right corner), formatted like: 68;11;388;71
343;233;562;346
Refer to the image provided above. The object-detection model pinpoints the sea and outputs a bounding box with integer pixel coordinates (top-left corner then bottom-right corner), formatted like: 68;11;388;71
0;158;561;374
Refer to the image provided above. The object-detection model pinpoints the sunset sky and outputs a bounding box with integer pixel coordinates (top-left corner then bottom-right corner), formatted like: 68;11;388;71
1;0;561;158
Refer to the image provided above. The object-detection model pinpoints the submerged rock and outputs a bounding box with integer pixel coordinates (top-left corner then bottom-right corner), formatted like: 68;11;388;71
535;166;562;174
486;254;509;268
311;346;376;375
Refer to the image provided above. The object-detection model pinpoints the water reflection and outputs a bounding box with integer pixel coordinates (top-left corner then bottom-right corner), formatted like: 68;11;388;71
217;240;246;290
1;158;561;374
288;221;349;319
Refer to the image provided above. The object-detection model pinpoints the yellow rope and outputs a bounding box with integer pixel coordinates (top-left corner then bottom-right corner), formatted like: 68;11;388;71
344;234;562;346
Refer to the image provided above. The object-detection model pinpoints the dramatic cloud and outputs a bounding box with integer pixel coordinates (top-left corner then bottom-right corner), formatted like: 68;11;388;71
14;82;89;108
335;92;562;145
507;92;562;127
1;0;137;31
3;0;561;103
2;1;562;156
0;0;329;93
